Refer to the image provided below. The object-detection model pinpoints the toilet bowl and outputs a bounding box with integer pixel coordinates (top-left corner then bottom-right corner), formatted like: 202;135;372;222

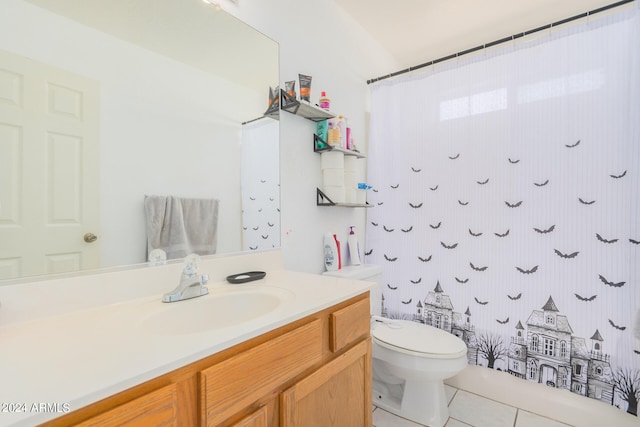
372;319;467;427
323;265;468;427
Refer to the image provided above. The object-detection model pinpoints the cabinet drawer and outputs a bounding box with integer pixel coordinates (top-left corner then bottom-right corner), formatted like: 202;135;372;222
330;297;370;352
200;319;323;426
75;384;178;427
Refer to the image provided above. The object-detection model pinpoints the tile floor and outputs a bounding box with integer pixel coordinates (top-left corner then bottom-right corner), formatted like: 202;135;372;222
372;385;572;427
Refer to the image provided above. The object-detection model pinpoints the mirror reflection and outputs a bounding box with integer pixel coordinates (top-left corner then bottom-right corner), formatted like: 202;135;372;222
0;0;280;282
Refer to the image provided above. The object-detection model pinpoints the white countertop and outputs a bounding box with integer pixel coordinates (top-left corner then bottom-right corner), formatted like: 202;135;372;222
0;254;373;426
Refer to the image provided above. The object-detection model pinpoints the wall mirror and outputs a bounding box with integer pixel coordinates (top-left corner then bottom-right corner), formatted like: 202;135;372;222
0;0;280;283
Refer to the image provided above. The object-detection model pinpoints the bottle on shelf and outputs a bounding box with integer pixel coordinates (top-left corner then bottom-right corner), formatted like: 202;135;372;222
319;92;331;110
336;115;347;148
327;119;340;147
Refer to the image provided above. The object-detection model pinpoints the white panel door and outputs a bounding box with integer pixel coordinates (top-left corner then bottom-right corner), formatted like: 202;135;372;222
0;49;99;280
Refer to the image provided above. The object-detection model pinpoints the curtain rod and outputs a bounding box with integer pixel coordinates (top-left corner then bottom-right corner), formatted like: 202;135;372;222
367;0;635;84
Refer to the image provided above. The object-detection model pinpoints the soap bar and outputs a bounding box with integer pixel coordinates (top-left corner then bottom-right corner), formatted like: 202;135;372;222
226;271;266;284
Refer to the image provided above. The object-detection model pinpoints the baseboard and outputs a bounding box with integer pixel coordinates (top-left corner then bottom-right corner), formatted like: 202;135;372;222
445;365;637;427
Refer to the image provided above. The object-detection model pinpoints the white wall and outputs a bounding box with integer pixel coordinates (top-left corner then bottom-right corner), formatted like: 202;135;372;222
225;0;400;273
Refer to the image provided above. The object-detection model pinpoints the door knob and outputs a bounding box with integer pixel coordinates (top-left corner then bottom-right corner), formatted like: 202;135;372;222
84;233;98;243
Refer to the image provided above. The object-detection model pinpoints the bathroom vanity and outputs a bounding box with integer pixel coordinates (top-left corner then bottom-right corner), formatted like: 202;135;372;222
0;251;373;427
42;294;371;427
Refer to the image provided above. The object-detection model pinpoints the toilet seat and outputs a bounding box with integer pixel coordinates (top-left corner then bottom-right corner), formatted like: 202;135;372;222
372;320;467;359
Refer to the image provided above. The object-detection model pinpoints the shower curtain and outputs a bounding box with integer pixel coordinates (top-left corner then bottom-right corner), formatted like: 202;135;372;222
241;118;280;252
366;6;640;417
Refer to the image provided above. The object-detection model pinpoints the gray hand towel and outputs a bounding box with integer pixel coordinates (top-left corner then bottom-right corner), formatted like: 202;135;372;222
144;195;219;260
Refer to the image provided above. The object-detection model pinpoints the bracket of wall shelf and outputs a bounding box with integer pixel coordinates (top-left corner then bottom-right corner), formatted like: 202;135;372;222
316;188;336;206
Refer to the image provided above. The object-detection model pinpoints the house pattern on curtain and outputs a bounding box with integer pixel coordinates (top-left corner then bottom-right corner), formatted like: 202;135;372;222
379;283;622;408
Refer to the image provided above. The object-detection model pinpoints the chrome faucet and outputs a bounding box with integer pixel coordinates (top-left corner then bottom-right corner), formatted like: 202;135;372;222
162;254;209;303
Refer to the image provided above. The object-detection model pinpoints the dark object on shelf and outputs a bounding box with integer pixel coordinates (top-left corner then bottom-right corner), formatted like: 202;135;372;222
226;271;267;284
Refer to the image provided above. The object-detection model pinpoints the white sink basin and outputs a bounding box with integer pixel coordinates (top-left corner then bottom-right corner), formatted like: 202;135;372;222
139;286;295;335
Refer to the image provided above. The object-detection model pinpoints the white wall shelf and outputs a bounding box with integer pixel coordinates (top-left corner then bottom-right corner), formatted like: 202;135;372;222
316;188;371;208
281;88;369;208
313;135;366;158
281;90;335;122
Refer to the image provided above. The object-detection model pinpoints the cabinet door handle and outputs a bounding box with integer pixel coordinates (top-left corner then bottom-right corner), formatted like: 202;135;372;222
84;233;98;243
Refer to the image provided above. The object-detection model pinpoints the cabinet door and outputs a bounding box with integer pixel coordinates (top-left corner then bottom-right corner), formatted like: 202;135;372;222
75;384;178;427
280;338;372;427
230;405;268;427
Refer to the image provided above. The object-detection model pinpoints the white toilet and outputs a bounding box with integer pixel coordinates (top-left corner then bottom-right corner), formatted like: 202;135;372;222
324;265;468;427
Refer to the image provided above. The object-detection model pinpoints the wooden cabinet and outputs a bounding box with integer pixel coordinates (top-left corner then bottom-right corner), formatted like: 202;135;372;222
330;297;370;353
75;384;179;427
200;319;323;426
230;406;268;427
39;293;371;427
281;339;371;427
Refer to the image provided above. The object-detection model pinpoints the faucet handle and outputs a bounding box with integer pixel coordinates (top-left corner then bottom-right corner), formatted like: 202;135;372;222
182;253;201;276
148;248;167;266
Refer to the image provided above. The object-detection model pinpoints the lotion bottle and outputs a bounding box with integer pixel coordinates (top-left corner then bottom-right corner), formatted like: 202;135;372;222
319;91;331;110
347;226;362;265
324;232;338;271
336;115;346;148
327;119;340;147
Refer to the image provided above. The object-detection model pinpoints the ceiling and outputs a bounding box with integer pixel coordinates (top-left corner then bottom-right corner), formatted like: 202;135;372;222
334;0;627;75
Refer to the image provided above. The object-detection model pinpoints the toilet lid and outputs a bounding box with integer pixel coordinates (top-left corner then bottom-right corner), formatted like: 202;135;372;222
372;319;467;358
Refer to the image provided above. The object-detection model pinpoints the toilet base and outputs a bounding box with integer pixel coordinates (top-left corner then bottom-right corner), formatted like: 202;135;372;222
372;379;402;411
373;378;449;427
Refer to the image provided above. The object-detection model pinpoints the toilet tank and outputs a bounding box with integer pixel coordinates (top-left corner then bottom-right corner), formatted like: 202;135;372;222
322;265;383;316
